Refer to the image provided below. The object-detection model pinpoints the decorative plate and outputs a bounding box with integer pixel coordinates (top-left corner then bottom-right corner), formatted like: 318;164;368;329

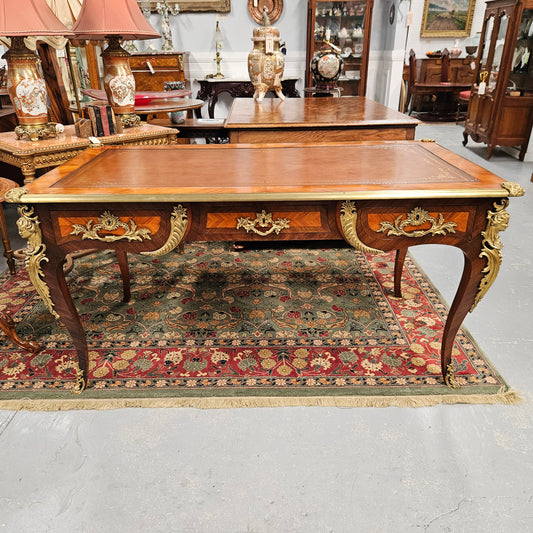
248;0;283;24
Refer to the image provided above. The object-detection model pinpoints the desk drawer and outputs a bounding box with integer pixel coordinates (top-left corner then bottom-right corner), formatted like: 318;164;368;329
129;53;186;70
187;202;341;241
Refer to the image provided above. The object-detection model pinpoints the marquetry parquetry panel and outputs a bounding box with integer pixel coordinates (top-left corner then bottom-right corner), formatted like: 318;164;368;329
188;203;341;241
366;210;470;234
54;214;163;243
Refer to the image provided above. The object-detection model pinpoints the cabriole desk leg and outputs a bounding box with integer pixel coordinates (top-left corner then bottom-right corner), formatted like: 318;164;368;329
42;251;89;393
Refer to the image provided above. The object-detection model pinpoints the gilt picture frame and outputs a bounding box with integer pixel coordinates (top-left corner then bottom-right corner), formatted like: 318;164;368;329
420;0;476;37
138;0;230;12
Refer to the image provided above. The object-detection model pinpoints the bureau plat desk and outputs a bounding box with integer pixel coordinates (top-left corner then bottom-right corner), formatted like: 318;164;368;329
224;97;421;144
6;141;523;392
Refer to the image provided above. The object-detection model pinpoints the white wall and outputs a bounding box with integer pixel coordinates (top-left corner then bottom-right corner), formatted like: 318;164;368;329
139;0;308;117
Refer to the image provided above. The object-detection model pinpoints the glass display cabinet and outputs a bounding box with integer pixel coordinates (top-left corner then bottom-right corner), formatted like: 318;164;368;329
305;0;374;96
463;0;533;160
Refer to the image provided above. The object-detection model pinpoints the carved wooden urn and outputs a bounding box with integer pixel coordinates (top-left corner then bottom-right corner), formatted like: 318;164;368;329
247;9;285;101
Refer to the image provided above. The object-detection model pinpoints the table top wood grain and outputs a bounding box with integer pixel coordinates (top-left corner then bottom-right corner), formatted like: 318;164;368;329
224;97;421;130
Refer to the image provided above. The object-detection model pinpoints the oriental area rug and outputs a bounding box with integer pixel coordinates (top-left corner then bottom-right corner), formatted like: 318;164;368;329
0;242;519;410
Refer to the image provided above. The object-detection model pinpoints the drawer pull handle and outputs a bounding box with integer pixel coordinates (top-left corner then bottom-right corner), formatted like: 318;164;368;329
146;60;155;74
377;207;457;238
70;210;152;242
236;210;290;236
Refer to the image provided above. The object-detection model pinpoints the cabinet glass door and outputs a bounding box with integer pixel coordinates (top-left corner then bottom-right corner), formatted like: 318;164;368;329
313;1;368;95
509;8;533;95
489;14;510;89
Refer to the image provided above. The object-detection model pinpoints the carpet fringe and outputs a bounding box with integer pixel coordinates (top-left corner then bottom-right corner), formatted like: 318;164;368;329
0;388;523;411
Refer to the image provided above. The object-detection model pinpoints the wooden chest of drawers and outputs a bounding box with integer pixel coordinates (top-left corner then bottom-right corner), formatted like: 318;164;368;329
129;52;190;91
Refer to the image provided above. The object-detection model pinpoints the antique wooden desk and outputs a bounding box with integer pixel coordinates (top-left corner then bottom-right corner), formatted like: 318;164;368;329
0;123;178;184
195;78;300;118
7;141;523;392
225;97;420;143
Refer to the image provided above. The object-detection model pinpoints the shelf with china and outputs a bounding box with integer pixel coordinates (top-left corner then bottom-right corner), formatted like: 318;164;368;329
305;0;374;96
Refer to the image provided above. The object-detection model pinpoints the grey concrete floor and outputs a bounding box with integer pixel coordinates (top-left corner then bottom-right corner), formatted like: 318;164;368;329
0;123;532;532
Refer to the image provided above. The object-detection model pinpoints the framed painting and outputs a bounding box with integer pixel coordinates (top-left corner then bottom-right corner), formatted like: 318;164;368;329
420;0;476;37
138;0;230;12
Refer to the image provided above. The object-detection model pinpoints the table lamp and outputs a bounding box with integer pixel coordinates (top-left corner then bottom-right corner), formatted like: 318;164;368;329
0;0;75;141
206;20;224;79
72;0;160;128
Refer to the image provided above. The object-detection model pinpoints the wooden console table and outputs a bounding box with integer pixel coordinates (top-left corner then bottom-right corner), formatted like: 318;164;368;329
7;141;523;391
0;123;178;184
195;78;300;118
225;97;420;143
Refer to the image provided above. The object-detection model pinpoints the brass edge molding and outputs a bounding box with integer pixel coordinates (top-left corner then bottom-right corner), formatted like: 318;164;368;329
377;207;457;238
502;182;525;197
16;205;59;319
470;198;510;312
236;210;290;237
141;205;188;256
5;187;28;203
14;189;512;204
339;200;383;254
70;211;152;243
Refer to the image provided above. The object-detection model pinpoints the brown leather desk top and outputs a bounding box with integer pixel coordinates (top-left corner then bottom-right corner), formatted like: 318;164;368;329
17;141;509;203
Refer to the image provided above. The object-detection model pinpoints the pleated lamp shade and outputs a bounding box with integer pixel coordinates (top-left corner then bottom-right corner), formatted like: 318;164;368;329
72;0;160;40
0;0;75;37
71;0;160;125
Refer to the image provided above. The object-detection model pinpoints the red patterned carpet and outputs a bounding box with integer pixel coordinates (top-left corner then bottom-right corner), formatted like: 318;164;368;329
0;243;518;409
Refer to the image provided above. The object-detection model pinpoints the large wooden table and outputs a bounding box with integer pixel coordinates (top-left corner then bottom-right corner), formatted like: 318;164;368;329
6;141;523;392
225;97;420;143
0;123;178;184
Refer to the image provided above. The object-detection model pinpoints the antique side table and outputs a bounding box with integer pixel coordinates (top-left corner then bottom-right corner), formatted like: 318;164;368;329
0;123;178;184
